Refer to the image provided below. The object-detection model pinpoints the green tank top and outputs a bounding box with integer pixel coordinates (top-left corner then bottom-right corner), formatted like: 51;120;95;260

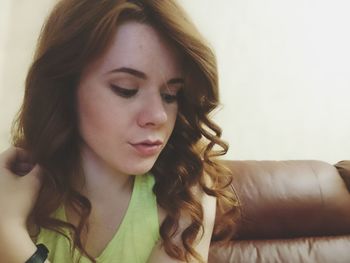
36;173;160;263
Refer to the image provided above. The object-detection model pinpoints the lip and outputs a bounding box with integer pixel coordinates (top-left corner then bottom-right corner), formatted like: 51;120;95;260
130;140;163;156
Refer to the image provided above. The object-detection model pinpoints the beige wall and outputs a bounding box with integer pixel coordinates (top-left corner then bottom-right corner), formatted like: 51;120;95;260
0;0;57;148
181;0;350;163
1;0;350;163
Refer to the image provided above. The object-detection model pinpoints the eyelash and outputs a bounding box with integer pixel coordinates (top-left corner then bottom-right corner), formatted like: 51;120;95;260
110;85;137;98
110;85;178;103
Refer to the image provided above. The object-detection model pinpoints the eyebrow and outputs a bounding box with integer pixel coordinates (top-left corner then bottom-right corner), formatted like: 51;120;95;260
108;67;185;85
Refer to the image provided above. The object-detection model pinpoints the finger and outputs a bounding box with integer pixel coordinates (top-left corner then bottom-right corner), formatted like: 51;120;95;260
15;162;34;172
27;164;42;178
0;147;18;167
0;147;34;174
14;147;33;163
22;164;43;189
13;162;35;176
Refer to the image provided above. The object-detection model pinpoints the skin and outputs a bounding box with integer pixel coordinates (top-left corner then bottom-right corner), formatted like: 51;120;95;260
0;147;42;262
77;21;183;183
0;22;216;262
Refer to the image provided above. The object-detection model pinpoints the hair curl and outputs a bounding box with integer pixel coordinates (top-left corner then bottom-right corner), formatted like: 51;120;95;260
12;0;239;262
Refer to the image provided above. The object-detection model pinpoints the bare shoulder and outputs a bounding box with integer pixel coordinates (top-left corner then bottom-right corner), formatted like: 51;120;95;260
152;173;216;263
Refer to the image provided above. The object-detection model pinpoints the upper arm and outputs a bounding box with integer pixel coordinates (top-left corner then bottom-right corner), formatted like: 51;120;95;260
148;185;217;263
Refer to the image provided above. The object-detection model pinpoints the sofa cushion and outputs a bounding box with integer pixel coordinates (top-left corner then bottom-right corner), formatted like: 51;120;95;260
209;235;350;263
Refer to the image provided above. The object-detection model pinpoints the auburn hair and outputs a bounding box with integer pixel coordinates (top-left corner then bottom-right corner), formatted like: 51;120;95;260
12;0;239;262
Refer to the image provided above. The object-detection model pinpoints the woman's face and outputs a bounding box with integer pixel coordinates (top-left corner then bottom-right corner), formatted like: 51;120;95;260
77;21;184;176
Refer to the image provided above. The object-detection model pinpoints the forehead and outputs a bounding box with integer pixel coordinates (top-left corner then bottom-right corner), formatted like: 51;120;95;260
89;21;183;78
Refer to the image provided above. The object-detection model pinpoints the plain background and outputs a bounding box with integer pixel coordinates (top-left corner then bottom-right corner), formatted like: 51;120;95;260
1;0;349;163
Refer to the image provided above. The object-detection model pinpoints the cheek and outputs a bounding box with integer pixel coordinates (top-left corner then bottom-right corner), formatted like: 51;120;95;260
77;91;112;138
167;105;178;130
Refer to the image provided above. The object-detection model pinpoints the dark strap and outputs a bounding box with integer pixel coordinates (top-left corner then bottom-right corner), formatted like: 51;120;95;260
25;244;49;263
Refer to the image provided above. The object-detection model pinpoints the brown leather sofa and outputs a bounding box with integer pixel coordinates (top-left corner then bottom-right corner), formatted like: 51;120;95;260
209;160;350;263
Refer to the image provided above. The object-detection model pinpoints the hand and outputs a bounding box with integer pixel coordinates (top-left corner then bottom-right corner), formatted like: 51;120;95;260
0;147;42;230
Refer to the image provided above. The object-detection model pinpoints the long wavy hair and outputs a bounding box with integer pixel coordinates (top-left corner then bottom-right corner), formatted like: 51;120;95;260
12;0;239;262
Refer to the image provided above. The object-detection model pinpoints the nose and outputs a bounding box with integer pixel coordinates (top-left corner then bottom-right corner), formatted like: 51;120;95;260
137;93;168;128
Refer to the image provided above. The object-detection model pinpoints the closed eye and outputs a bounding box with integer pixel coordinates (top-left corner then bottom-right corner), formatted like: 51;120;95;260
110;84;138;98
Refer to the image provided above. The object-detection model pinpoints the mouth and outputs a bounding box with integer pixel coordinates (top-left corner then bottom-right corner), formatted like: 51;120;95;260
129;140;163;156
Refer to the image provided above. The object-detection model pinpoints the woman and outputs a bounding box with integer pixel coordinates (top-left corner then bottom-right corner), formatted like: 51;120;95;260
0;0;238;262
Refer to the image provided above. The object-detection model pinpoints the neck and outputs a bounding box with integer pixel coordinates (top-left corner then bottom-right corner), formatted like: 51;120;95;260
74;145;134;203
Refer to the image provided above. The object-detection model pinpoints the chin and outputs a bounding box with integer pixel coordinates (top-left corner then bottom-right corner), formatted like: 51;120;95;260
130;167;153;176
127;159;156;176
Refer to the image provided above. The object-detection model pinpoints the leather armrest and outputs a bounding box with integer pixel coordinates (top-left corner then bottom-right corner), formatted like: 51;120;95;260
335;161;350;192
